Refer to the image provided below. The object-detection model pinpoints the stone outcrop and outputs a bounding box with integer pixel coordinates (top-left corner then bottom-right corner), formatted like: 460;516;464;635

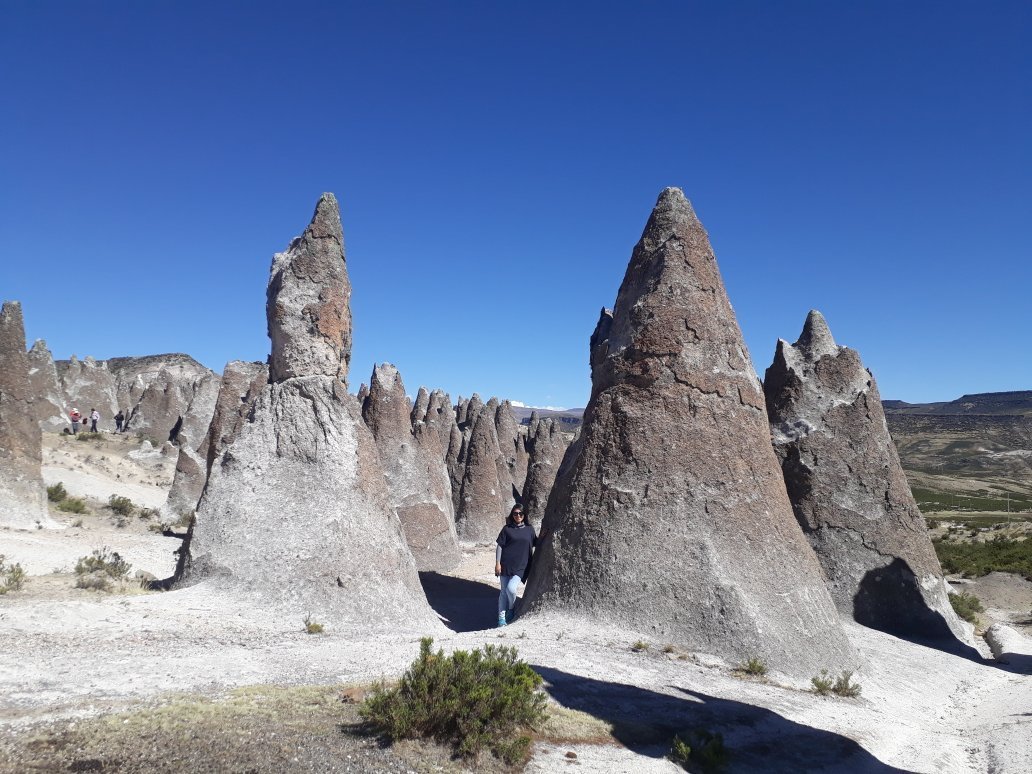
494;400;528;493
185;194;433;627
26;340;67;431
267;195;352;384
202;361;269;476
363;364;460;571
422;389;457;456
161;433;206;522
455;399;512;542
764;310;970;644
520;418;570;522
58;355;118;427
0;302;55;529
522;189;854;676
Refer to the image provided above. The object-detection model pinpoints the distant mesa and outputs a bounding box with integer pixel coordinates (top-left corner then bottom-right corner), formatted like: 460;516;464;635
522;188;856;677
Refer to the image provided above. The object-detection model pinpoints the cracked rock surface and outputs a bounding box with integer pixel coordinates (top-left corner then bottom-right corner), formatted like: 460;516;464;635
522;188;854;677
764;310;972;645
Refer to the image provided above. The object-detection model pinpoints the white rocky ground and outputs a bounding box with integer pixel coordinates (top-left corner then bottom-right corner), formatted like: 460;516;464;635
1;434;1030;772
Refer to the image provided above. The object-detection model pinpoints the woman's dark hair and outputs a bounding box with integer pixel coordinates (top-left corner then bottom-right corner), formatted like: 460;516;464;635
505;503;526;527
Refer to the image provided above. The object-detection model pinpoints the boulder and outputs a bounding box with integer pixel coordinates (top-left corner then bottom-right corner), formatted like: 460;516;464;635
522;189;854;677
0;302;55;529
185;194;433;627
764;310;971;644
363;364;460;571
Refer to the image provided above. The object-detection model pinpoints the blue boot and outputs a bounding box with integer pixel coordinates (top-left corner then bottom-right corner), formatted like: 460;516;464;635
497;613;507;628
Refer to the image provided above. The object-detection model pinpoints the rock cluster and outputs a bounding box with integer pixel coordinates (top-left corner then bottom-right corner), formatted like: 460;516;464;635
26;340;68;432
764;310;970;644
362;363;460;571
184;194;434;627
522;189;855;676
520;417;571;522
0;302;54;529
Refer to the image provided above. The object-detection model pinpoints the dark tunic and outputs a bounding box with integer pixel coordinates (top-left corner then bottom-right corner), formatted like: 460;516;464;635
496;523;538;579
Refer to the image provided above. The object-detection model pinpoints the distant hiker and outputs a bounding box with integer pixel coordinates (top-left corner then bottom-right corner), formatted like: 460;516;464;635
90;408;100;432
69;408;81;434
114;410;125;433
494;504;542;627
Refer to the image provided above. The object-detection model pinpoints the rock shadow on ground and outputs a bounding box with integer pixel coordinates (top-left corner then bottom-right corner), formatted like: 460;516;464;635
532;666;911;773
419;571;498;633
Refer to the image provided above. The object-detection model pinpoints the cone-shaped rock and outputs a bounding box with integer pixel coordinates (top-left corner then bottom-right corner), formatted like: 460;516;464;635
363;363;460;571
455;406;511;541
522;189;853;676
764;310;971;644
267;193;352;385
0;302;55;529
27;340;68;431
521;418;571;522
423;389;457;457
184;196;434;627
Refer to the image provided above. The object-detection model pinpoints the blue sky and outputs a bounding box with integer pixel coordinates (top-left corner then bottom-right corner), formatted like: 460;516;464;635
2;2;1029;409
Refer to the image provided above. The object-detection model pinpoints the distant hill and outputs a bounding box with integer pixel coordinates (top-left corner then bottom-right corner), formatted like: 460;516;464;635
510;406;585;429
884;391;1032;417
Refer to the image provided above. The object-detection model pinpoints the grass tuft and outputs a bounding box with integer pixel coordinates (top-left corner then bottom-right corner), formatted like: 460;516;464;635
47;482;67;502
108;495;135;516
735;657;767;677
74;547;132;592
949;591;985;623
670;729;729;772
303;614;324;634
58;497;88;514
0;555;27;594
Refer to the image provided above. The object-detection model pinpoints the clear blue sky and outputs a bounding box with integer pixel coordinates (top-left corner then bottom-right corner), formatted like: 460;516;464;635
2;2;1029;409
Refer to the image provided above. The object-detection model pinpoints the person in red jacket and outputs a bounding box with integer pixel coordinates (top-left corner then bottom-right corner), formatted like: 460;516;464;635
69;408;81;434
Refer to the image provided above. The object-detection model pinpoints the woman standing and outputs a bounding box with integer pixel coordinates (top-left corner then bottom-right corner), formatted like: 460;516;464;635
494;504;541;627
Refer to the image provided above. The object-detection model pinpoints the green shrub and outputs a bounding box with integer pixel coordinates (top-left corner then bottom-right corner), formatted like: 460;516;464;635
933;537;1032;581
632;640;650;652
74;547;132;591
360;637;547;764
303;614;324;634
138;508;156;520
670;729;729;772
76;431;103;441
811;670;834;696
46;482;67;502
58;497;87;514
735;657;767;677
108;495;135;516
949;591;985;624
0;555;27;594
831;671;861;698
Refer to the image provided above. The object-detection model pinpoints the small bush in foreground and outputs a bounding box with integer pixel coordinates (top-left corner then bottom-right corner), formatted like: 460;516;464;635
76;431;103;441
360;637;547;764
735;657;767;677
670;729;729;772
58;497;87;514
74;547;132;591
0;555;27;594
303;614;324;634
108;495;135;516
632;640;650;652
47;482;67;502
949;591;985;624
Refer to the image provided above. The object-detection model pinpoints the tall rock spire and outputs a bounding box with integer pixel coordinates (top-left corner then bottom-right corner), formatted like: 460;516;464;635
267;193;353;385
764;311;972;647
522;189;854;676
184;196;435;629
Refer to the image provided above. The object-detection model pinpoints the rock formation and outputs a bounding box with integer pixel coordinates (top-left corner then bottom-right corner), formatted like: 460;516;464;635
58;355;118;427
522;188;854;676
764;310;969;643
455;399;512;542
422;389;457;456
202;361;269;476
520;418;570;523
363;364;460;571
184;194;433;627
494;399;528;493
26;340;67;431
0;302;55;529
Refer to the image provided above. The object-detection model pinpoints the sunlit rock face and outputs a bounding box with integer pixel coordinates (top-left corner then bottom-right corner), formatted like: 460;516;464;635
522;189;855;677
764;310;971;645
363;363;460;572
520;417;570;523
0;302;54;529
184;194;434;628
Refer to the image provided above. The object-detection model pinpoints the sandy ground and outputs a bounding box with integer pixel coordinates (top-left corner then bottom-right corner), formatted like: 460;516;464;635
2;437;1031;772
